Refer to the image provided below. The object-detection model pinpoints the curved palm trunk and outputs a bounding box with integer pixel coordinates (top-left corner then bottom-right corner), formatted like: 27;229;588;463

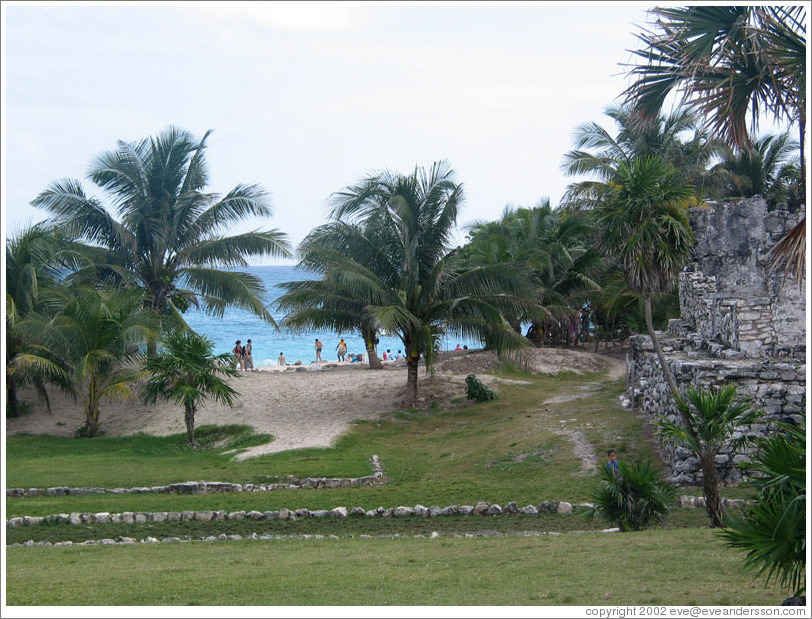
361;327;382;370
185;404;197;446
644;295;700;443
700;450;725;527
365;344;382;369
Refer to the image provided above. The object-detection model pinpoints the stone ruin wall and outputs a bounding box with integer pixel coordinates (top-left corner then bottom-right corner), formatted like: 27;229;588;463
678;199;805;356
627;197;806;485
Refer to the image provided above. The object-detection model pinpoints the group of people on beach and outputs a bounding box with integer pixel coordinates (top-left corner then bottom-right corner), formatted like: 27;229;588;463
231;339;254;371
230;335;411;370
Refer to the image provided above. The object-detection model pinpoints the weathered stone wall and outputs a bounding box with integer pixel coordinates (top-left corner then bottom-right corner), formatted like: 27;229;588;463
678;198;805;356
628;197;806;485
627;335;805;484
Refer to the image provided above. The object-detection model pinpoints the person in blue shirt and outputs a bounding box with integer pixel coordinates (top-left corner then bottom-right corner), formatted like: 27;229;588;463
606;449;621;478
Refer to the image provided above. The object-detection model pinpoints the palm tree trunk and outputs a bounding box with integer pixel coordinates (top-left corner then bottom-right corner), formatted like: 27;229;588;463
406;354;419;406
362;328;382;370
798;115;805;201
701;451;725;527
366;343;382;369
6;373;19;416
84;379;102;436
85;403;101;436
644;295;700;443
185;405;196;446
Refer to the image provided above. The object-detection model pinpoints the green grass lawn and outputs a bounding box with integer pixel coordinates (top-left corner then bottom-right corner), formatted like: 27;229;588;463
5;365;774;606
5;529;784;606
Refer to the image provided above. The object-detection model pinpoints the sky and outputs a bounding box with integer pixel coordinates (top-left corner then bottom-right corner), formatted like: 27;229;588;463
2;1;664;264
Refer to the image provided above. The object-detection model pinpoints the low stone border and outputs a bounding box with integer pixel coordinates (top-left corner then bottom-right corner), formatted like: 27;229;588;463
6;500;576;527
7;527;623;548
6;455;385;498
5;496;749;528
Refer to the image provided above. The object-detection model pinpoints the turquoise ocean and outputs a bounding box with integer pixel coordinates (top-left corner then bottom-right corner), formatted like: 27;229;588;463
183;265;482;368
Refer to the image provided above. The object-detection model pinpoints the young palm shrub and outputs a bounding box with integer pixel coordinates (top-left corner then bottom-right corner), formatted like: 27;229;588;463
718;422;806;599
142;330;240;447
42;286;155;436
580;459;676;532
656;384;764;528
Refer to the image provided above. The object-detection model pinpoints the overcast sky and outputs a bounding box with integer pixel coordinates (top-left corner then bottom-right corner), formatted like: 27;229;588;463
2;1;661;264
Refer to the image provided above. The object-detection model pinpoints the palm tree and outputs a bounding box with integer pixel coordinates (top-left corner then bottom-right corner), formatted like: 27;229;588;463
142;330;240;447
656;384;764;528
277;222;392;370
595;156;695;403
561;105;727;208
714;131;801;205
719;421;805;598
5;224;91;415
42;287;155;436
30;126;292;352
288;161;530;404
623;5;806;279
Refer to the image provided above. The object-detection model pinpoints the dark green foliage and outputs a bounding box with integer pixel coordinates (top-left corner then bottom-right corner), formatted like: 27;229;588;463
579;459;676;532
465;374;495;402
719;422;806;596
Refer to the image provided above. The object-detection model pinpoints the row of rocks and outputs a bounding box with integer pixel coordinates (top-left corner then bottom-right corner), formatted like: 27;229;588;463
6;455;385;498
8;528;623;549
6;497;746;527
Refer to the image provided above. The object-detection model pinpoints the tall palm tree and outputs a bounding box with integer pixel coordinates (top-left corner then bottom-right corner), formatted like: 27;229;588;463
623;5;806;279
142;330;240;447
30;127;292;351
656;384;763;528
287;161;530;404
596;156;698;432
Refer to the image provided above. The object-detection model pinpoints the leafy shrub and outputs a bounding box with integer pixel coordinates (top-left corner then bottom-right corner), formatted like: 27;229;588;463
719;421;806;596
465;374;495;402
578;459;676;531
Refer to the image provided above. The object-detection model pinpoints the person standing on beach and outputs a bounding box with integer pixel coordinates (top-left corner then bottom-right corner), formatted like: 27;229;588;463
232;340;243;370
244;339;254;371
336;338;347;362
315;338;323;361
277;352;287;366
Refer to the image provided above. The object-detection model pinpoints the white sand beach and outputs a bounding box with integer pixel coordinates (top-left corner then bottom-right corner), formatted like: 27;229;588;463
6;348;625;459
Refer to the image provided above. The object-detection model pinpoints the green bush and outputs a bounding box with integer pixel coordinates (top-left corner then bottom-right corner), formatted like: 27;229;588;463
579;459;676;531
465;374;495;402
719;421;806;596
